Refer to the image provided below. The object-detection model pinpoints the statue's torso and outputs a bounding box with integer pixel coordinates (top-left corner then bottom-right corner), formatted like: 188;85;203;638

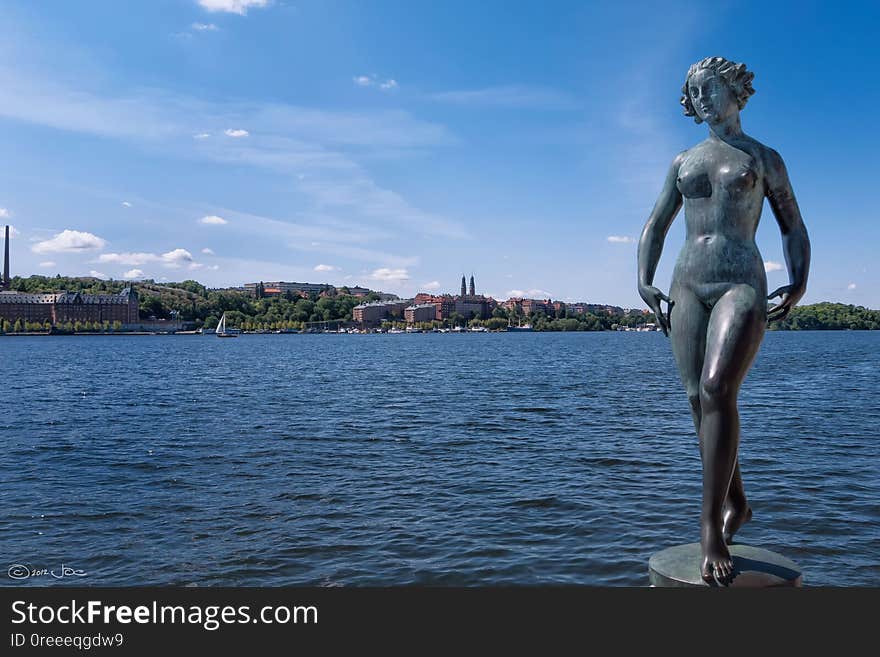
672;136;768;299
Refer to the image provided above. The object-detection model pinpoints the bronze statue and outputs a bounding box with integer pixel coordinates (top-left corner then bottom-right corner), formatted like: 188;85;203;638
637;57;811;585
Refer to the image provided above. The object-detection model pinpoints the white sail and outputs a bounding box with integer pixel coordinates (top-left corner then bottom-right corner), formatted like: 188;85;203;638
217;312;226;334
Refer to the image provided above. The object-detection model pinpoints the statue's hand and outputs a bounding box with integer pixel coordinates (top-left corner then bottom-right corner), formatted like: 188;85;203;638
638;284;673;336
767;285;804;322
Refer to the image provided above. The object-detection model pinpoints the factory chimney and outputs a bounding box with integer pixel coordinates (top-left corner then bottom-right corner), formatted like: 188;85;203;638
2;225;9;290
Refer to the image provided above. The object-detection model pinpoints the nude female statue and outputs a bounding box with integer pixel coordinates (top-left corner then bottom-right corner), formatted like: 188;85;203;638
637;57;811;585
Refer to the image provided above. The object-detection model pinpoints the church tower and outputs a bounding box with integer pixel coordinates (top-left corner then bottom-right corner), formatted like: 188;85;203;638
469;274;475;297
460;275;466;297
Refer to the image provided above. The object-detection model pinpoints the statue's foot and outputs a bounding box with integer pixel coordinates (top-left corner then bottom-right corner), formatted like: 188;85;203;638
722;502;752;545
701;530;735;586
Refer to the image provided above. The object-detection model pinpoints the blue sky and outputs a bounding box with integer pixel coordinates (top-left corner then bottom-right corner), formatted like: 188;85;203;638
1;0;877;307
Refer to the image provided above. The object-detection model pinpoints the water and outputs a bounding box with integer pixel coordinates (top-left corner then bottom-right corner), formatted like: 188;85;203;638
1;332;877;586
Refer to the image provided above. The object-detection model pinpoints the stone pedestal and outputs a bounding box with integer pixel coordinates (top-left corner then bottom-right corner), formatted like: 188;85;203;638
649;543;803;587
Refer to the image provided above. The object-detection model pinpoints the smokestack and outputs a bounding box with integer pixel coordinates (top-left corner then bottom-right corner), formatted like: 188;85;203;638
3;225;9;287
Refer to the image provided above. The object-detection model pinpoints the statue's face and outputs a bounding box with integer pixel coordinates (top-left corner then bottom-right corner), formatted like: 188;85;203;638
687;69;738;124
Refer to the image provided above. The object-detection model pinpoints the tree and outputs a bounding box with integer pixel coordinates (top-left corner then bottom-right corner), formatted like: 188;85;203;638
13;319;24;333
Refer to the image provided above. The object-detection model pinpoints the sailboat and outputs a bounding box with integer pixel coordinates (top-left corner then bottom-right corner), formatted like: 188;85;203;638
216;312;238;338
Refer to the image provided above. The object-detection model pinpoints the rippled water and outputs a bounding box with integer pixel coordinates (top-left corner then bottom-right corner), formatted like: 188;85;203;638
1;332;877;586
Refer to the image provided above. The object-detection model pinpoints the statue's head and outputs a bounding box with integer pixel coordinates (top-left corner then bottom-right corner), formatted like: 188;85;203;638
681;57;755;124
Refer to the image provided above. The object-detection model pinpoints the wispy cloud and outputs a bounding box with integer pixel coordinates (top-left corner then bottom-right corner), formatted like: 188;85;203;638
197;0;269;15
429;85;577;110
201;247;215;255
369;267;409;283
32;230;107;254
354;74;399;91
97;252;158;265
0;208;10;219
192;22;219;31
507;288;553;299
0;47;467;265
421;280;441;291
848;282;857;290
89;270;108;280
224;128;249;138
123;268;145;279
314;264;338;272
39;261;56;268
199;215;228;225
607;235;634;244
121;201;132;208
764;260;784;273
97;249;195;268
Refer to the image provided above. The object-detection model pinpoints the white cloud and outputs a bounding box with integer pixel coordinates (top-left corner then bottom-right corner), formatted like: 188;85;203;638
314;264;338;272
39;261;56;268
847;282;857;290
193;132;211;139
369;267;409;283
506;288;553;299
607;235;634;244
764;261;784;273
32;230;107;254
162;248;194;267
89;270;108;280
199;215;228;225
209;265;220;270
189;263;205;270
98;252;156;265
192;22;219;31
197;0;269;15
421;281;441;291
0;208;10;218
201;247;215;255
123;269;145;279
98;249;194;268
122;201;132;208
224;128;249;138
7;225;19;238
355;75;397;91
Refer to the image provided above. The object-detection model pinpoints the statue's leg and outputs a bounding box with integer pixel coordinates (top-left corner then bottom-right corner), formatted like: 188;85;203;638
671;286;751;544
698;284;765;584
669;283;709;435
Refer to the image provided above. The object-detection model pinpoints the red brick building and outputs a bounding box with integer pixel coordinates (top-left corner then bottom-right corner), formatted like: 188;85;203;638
0;288;139;325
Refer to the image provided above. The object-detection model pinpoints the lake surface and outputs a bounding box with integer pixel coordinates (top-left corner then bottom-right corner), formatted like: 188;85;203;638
1;332;877;586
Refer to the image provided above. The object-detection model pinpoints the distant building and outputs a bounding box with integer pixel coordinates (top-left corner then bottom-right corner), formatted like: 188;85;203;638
0;288;139;325
415;274;494;321
0;226;139;326
404;303;437;324
352;300;410;326
245;281;334;298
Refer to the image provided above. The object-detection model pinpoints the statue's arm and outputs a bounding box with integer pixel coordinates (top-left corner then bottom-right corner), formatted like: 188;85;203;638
764;148;811;320
637;151;685;334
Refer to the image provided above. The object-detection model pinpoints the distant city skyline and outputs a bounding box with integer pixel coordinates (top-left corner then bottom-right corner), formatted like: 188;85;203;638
1;1;877;308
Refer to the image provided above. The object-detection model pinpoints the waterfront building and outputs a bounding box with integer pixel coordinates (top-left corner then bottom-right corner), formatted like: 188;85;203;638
404;303;437;324
352;300;410;326
0;226;140;326
0;288;139;325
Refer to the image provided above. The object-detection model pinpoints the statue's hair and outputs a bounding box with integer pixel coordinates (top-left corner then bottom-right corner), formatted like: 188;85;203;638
680;56;755;123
